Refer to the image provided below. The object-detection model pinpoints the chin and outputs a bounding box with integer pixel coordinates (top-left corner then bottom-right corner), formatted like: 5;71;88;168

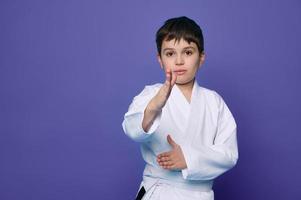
176;77;195;85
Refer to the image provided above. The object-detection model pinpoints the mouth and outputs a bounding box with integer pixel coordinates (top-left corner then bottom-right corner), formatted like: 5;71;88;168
174;69;187;75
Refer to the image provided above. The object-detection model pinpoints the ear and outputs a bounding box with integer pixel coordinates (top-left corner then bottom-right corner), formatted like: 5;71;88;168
157;54;164;69
198;52;205;69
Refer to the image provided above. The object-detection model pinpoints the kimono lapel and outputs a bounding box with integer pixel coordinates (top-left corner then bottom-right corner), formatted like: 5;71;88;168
182;80;206;146
165;79;204;145
168;84;191;134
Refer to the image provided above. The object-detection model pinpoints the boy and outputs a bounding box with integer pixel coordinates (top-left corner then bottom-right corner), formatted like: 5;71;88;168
122;16;238;200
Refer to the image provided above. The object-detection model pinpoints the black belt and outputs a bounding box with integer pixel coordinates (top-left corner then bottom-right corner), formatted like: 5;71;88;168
135;186;146;200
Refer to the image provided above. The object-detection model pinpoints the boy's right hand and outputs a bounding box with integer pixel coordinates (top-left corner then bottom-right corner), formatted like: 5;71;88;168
151;68;177;110
142;68;177;132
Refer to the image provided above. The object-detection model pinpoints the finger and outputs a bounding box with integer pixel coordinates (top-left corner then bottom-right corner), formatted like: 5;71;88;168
167;135;178;148
159;160;174;168
157;152;171;159
170;70;177;86
164;68;171;86
160;160;173;166
162;163;176;169
157;156;171;162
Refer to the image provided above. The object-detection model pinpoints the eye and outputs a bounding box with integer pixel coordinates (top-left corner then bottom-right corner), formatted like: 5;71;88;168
165;52;174;57
185;50;193;56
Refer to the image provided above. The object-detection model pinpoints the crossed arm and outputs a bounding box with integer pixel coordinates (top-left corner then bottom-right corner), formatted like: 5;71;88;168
123;68;238;180
157;108;238;181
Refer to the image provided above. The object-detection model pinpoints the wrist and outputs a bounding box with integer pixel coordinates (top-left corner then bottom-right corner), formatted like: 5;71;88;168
148;98;162;113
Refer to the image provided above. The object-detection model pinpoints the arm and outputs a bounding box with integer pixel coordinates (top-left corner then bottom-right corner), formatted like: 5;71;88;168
122;68;177;142
142;97;162;133
181;93;238;180
122;85;161;142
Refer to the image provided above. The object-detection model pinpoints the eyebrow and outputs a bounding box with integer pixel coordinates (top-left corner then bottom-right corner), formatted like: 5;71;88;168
162;46;196;53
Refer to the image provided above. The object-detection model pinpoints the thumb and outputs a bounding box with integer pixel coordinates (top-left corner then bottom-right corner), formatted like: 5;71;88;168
170;70;177;87
167;134;178;148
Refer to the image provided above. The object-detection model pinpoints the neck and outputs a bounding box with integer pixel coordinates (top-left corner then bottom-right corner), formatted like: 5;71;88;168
176;78;195;93
176;78;195;103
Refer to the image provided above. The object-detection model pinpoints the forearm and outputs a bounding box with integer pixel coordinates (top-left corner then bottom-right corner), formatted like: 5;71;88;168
142;96;162;132
181;120;238;180
181;143;238;180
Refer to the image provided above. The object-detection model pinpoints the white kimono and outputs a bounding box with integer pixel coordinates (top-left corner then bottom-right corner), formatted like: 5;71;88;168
122;80;238;200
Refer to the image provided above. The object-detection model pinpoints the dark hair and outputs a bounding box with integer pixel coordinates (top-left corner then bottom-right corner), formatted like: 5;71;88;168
156;16;204;56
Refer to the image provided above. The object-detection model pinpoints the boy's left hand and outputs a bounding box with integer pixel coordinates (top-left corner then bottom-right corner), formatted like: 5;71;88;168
157;135;187;170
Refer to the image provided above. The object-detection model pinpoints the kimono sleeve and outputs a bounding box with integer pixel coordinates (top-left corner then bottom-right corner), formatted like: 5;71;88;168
122;85;162;142
181;92;238;181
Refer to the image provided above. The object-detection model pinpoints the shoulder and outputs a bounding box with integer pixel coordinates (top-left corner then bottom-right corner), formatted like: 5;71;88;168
144;83;162;91
134;83;162;99
199;86;235;119
198;86;231;114
199;86;223;103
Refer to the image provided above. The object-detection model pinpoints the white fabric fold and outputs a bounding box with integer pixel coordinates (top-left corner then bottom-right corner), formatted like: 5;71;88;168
122;80;238;199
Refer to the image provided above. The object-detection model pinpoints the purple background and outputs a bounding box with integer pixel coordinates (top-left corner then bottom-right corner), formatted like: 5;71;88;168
1;0;300;199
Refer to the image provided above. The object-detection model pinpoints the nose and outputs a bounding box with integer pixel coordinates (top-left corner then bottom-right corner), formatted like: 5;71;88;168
175;54;184;66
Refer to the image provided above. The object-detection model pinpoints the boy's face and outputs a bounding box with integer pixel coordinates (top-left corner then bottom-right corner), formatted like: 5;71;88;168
157;38;205;85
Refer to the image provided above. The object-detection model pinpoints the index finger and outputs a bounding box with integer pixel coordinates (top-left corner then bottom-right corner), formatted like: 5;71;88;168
157;151;172;158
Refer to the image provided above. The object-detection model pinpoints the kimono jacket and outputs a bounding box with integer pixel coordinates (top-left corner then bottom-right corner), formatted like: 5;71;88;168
122;80;238;200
